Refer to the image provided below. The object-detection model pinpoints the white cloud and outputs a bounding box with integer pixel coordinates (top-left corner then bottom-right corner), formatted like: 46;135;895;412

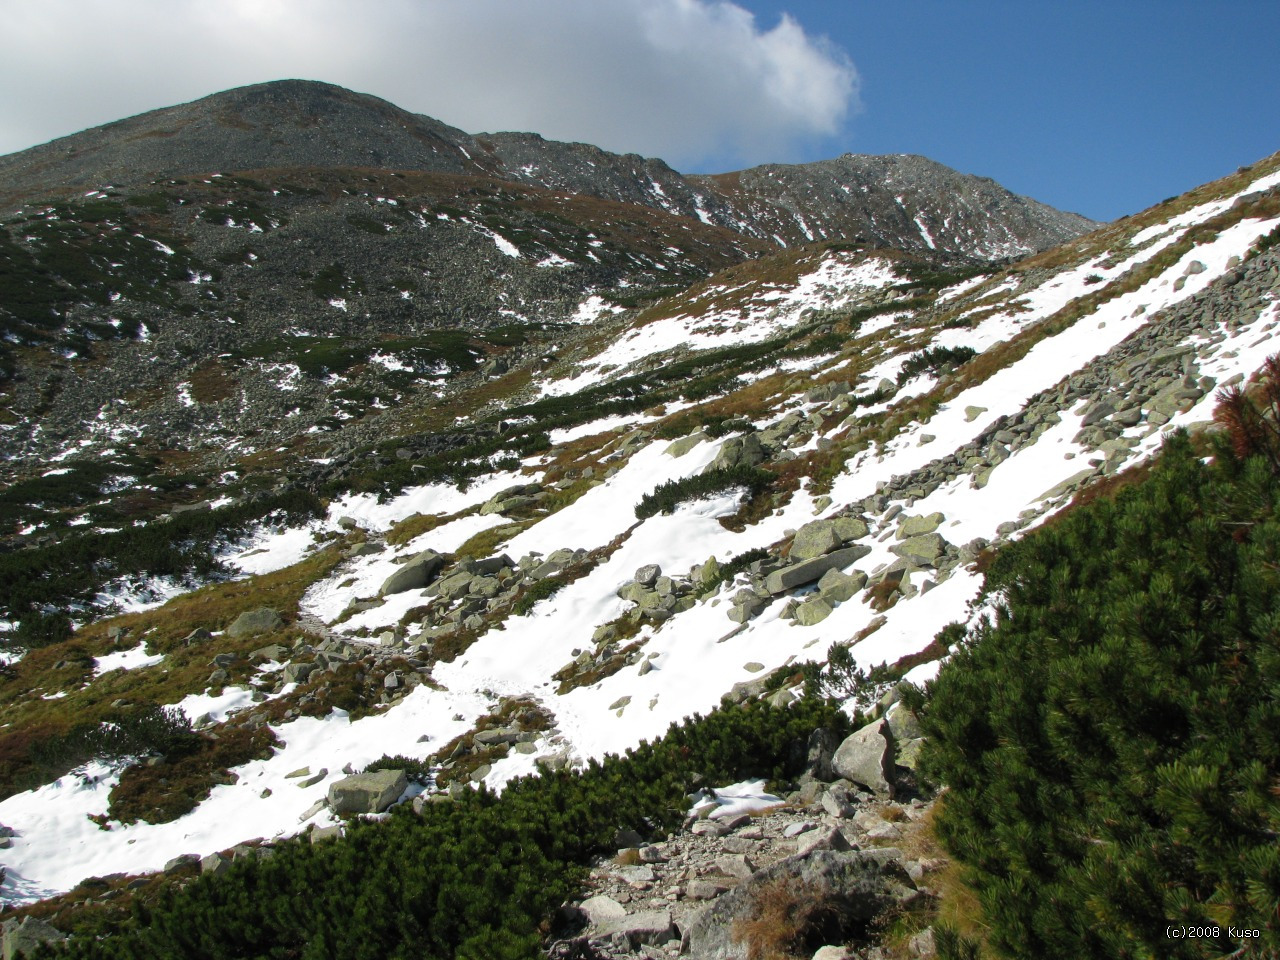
0;0;859;171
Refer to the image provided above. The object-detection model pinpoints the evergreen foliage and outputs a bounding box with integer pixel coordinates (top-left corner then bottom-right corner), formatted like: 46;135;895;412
55;699;851;959
0;489;322;619
896;346;977;385
28;706;198;774
634;466;773;520
512;576;566;616
921;429;1280;958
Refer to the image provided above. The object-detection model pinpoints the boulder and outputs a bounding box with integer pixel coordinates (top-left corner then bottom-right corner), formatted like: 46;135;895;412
764;545;871;594
281;661;317;685
797;824;854;856
833;719;896;799
379;550;445;597
1034;468;1098;503
327;769;408;815
634;563;662;586
681;850;914;960
895;513;944;539
227;607;284;637
665;432;707;458
795;596;834;626
591;910;677;947
430;570;477;601
705;434;766;473
728;594;767;623
1;917;67;959
687;879;731;900
790;520;843;560
890;534;947;566
885;702;925;742
817;568;865;603
200;852;230;876
164;853;199;874
833;516;870;541
579;894;627;925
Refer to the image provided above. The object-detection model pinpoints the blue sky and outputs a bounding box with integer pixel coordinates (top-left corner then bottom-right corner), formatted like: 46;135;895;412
1;1;1276;223
720;1;1280;221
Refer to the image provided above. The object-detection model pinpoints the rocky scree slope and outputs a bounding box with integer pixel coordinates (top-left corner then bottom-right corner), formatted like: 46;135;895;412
0;164;768;487
0;149;1277;928
0;80;1098;257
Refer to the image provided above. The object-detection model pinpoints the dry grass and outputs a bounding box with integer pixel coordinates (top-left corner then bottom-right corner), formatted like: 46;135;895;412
386;505;478;547
188;359;238;403
0;545;343;796
732;875;836;960
454;518;535;559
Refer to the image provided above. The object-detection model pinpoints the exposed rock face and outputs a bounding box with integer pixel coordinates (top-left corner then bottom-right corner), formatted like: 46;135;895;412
327;769;408;815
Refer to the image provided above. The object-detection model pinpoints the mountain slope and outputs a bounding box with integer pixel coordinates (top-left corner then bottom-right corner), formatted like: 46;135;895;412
0;80;1098;260
0;147;1277;920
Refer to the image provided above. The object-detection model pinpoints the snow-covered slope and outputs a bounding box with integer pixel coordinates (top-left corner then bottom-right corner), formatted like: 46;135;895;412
2;152;1279;905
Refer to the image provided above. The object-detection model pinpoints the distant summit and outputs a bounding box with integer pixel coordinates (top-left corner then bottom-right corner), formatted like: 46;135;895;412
0;79;1098;258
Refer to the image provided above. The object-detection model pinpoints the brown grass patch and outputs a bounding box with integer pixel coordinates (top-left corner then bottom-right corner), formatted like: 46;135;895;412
188;359;238;403
106;724;279;825
0;547;342;797
732;874;875;960
385;506;477;547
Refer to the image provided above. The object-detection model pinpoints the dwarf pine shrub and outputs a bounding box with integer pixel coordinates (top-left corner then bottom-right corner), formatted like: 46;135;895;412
921;429;1280;959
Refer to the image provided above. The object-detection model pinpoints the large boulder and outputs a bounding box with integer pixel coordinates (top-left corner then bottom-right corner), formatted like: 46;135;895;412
327;769;408;815
227;607;284;637
895;512;944;539
833;718;896;799
681;850;914;960
665;432;707;458
379;550;445;597
795;596;834;626
790;520;843;560
764;545;871;594
705;434;766;473
833;516;870;541
889;533;948;566
1;916;67;959
817;568;865;603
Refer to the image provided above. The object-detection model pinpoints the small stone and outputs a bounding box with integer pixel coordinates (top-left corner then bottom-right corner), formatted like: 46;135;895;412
782;821;817;838
310;825;342;844
691;820;728;838
687;879;731;900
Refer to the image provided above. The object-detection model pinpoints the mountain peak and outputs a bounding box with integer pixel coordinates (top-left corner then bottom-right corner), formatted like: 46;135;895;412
0;81;1097;258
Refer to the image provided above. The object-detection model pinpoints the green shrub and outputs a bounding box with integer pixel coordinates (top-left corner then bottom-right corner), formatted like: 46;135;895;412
512;576;566;616
0;489;323;619
921;431;1280;958
635;466;773;520
897;346;977;385
29;705;199;776
9;611;73;650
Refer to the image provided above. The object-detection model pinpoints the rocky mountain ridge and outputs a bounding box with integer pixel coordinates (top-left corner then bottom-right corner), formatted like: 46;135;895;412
1;80;1097;256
